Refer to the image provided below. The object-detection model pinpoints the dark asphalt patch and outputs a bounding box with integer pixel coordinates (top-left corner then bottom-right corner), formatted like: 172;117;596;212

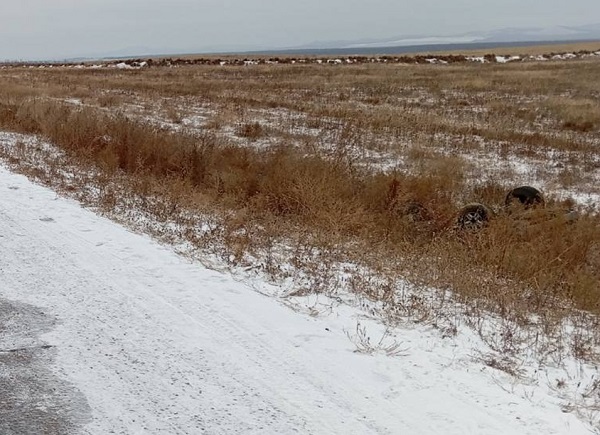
0;299;91;435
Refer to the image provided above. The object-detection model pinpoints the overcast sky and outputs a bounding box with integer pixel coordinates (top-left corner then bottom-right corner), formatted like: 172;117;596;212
1;0;599;60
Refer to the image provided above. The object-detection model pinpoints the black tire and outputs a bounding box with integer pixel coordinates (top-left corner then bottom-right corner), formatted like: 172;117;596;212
505;186;544;209
456;203;491;230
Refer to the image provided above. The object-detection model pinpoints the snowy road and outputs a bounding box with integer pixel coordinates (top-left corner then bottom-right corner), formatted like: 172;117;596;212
0;165;590;434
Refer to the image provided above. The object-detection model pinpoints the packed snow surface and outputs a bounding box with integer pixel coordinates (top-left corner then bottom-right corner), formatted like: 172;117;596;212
0;165;590;434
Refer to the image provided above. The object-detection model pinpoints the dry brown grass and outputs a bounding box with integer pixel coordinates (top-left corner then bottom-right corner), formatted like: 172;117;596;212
1;57;600;365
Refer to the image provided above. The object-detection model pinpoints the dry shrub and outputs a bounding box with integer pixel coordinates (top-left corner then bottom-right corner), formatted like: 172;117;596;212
474;211;599;311
541;97;600;132
236;121;264;140
162;102;184;124
97;93;121;108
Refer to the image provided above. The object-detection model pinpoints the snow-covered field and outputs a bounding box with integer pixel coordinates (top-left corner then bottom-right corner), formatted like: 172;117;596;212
0;154;595;432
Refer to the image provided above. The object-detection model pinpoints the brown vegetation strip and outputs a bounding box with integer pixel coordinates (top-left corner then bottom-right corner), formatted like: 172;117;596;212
0;97;599;314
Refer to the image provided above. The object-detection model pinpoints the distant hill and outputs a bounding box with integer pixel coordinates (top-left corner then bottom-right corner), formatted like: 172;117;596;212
295;23;600;51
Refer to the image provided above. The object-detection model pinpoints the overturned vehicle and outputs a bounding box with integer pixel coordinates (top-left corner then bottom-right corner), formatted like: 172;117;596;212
456;186;578;230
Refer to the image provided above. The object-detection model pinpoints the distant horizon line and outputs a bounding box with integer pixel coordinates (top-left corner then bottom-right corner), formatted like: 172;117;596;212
3;38;600;64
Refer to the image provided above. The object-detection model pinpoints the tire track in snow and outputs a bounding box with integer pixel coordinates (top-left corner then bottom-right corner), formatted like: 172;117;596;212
0;173;404;434
1;208;302;434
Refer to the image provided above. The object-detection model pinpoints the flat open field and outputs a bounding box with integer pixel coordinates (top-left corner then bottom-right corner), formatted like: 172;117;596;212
1;52;600;427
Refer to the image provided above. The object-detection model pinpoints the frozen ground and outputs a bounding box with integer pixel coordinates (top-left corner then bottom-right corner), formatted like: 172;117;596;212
0;156;595;432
